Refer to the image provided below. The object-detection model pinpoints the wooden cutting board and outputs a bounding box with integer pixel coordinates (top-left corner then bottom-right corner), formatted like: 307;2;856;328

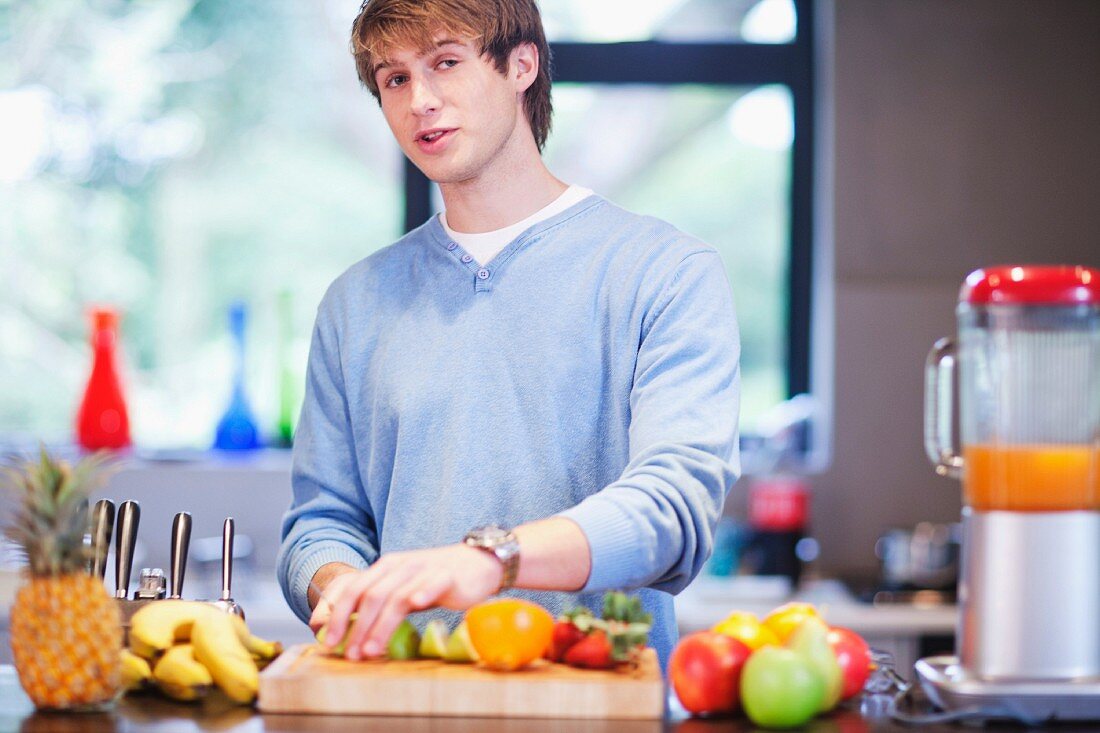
258;643;665;719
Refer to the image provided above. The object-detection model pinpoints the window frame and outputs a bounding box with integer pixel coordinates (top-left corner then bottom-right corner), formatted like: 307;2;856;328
402;0;815;400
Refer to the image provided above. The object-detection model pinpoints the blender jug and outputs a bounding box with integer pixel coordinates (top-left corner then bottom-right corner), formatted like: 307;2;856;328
926;265;1100;680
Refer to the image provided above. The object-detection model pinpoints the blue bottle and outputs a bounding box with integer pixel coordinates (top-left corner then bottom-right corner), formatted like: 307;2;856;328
214;301;262;451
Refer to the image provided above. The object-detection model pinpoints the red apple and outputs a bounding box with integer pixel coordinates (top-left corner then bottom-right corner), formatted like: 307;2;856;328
827;626;873;700
669;631;752;716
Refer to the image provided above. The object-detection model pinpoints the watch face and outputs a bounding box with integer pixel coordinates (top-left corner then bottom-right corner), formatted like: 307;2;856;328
470;525;509;545
473;526;506;541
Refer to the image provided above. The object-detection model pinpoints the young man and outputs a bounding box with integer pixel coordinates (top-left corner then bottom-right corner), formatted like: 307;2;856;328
277;0;741;668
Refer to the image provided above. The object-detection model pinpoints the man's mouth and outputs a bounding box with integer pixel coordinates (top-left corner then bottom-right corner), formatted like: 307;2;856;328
417;129;453;143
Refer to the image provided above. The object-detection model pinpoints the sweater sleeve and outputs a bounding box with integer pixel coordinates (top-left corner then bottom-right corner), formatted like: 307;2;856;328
559;250;741;595
276;299;379;624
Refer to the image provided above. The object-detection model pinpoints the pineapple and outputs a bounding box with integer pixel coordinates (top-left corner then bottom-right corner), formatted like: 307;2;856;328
2;449;122;710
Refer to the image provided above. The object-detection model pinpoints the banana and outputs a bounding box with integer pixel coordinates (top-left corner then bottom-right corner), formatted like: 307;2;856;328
230;614;283;661
120;648;153;692
191;611;259;704
152;644;214;702
130;600;217;660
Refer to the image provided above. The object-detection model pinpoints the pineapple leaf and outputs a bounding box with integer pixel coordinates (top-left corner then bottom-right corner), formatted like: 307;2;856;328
1;447;115;577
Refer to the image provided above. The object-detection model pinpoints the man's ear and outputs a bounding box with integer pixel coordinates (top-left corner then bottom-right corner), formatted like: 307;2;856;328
510;42;539;95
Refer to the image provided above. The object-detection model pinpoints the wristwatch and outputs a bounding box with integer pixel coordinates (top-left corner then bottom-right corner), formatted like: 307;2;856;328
463;525;520;591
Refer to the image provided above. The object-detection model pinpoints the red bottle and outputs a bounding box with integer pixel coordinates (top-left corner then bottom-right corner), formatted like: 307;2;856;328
75;307;132;451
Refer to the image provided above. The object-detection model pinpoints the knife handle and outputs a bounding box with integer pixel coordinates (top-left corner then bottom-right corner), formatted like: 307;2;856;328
115;500;140;599
169;512;192;599
220;517;234;601
90;499;114;580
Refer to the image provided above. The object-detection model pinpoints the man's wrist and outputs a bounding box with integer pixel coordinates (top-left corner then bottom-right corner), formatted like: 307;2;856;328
458;543;506;592
463;525;520;590
308;562;356;610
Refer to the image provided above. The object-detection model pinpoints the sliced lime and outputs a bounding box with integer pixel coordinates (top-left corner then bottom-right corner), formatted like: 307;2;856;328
315;612;358;656
387;619;421;660
419;620;449;659
443;620;479;663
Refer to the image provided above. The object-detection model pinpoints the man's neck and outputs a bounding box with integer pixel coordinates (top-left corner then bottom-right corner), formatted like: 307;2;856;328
440;135;567;234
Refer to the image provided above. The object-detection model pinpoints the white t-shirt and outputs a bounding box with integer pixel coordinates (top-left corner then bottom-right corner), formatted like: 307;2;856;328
440;185;594;265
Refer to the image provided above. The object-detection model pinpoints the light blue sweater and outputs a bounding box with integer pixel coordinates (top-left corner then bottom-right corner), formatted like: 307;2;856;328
277;195;741;666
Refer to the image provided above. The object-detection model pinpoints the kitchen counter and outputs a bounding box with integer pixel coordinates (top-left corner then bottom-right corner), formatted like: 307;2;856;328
0;666;1076;733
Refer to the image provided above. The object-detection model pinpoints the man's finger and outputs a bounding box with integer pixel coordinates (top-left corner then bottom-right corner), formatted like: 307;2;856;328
309;604;331;634
323;568;382;650
360;591;415;659
343;567;415;659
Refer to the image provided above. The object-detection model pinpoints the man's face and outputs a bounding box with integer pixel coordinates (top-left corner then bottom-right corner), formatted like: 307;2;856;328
373;37;526;185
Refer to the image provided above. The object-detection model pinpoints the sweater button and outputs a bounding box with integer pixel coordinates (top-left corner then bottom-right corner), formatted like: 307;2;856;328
477;268;490;280
446;242;458;251
461;254;473;263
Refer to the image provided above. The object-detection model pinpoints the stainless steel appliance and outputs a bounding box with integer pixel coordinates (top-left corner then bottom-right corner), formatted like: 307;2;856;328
918;264;1100;721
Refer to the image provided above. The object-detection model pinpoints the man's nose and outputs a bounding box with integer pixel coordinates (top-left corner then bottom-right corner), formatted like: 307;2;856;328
409;76;442;116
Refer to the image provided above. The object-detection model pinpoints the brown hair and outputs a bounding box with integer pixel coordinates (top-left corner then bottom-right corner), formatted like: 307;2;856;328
351;0;554;151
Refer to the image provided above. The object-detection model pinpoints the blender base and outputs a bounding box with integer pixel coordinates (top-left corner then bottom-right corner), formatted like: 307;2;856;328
916;656;1100;723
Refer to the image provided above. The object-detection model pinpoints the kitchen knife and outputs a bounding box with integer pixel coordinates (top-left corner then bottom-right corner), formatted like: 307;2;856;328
214;517;244;618
90;499;114;580
169;511;192;599
114;500;140;599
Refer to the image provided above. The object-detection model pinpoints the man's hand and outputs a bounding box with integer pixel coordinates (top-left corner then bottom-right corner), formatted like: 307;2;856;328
310;544;503;660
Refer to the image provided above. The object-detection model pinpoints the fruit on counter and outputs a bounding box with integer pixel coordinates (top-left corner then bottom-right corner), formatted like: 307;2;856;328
548;592;653;668
668;631;752;716
827;626;873;700
547;616;589;662
315;612;357;656
123;603;279;705
387;619;421;660
786;616;843;712
3;449;122;710
740;646;825;729
120;649;153;693
130;600;218;659
563;629;614;669
419;620;449;659
443;620;479;663
231;614;283;664
465;598;554;671
191;611;260;704
761;602;821;644
600;592;653;663
152;643;213;702
712;611;780;651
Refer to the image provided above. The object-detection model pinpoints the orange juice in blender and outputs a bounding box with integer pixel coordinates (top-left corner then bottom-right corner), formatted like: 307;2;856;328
963;444;1100;511
925;265;1100;684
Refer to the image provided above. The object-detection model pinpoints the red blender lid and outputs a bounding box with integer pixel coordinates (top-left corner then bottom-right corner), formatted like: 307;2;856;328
961;265;1100;305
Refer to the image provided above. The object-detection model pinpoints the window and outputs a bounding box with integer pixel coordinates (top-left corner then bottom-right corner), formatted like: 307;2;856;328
0;0;814;448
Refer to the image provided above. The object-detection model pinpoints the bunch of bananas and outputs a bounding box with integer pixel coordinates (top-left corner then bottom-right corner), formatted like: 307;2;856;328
120;601;282;704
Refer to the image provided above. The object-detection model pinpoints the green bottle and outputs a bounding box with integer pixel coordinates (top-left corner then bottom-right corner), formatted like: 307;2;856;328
275;289;298;447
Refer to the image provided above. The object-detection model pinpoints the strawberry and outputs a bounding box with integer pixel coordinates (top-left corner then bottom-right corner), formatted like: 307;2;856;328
548;620;587;662
564;630;615;669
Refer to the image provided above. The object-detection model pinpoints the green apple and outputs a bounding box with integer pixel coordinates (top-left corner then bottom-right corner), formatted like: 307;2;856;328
787;616;843;711
741;646;825;729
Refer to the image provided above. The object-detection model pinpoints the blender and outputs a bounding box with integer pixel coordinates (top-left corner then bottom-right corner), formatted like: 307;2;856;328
918;264;1100;721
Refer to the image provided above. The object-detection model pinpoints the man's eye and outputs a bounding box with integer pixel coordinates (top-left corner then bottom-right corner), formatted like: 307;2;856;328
385;74;408;88
438;59;459;70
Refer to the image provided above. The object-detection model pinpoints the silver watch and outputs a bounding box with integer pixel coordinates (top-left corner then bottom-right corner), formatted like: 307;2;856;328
463;525;520;590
